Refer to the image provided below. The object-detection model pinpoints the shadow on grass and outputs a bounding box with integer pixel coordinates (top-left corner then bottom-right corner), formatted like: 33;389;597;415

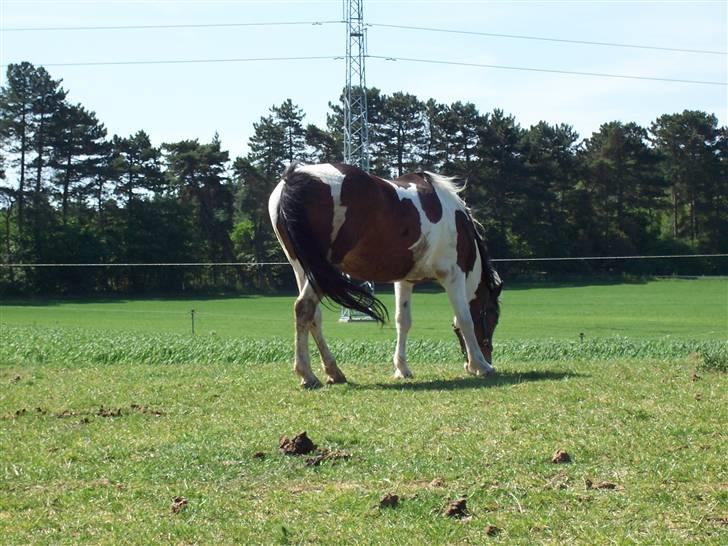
351;369;585;391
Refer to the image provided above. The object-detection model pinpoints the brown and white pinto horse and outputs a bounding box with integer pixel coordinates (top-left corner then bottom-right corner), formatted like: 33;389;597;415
268;162;502;388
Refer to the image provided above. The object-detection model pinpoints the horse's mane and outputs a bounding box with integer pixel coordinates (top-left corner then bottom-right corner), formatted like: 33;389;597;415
470;211;503;302
424;171;467;207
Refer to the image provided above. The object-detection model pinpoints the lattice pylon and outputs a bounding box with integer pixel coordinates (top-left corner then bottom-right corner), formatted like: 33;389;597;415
340;0;375;322
343;0;370;172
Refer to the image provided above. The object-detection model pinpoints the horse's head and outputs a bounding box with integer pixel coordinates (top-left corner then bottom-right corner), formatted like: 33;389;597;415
453;234;502;365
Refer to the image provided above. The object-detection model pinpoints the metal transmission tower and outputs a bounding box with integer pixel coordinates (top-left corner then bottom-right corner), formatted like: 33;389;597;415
340;0;375;322
343;0;370;171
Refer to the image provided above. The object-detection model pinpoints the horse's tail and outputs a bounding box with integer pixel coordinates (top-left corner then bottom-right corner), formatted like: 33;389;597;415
277;165;388;324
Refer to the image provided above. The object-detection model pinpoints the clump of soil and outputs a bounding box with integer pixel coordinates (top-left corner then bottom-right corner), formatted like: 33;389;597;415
379;493;400;509
429;477;445;488
279;432;316;455
551;449;571;464
585;478;617;490
96;406;123;418
445;497;470;519
252;451;267;459
485;525;501;536
171;496;188;514
305;448;351;467
130;404;166;416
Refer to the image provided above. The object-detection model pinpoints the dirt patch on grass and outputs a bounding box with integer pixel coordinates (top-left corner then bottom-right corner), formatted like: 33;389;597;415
305;448;351;467
130;404;166;416
279;432;316;455
96;406;123;418
585;478;618;490
379;493;400;509
171;496;188;514
444;497;470;519
278;432;351;467
551;449;571;464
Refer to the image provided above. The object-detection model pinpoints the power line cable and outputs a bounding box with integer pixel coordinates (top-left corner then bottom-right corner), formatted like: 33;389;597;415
368;54;727;86
3;18;722;57
367;22;727;56
1;20;344;32
0;55;343;68
1;53;720;87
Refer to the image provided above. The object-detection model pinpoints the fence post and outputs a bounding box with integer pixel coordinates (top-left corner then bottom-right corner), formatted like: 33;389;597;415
191;309;196;335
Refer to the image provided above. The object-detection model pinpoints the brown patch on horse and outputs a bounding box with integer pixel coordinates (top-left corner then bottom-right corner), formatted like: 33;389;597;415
330;165;421;281
394;172;443;223
455;210;477;274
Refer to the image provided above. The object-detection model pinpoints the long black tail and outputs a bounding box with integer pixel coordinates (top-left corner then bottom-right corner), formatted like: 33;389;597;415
277;167;388;324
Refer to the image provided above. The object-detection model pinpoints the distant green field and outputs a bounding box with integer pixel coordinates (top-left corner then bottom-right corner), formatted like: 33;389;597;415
1;278;726;341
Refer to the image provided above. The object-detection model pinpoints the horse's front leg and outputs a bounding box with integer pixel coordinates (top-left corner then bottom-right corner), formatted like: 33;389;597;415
393;281;414;379
441;272;495;376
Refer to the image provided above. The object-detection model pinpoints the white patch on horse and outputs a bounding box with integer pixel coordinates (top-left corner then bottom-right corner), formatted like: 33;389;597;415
297;164;348;249
385;174;467;282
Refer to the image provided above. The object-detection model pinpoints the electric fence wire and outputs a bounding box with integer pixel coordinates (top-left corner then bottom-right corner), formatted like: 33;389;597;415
2;254;727;268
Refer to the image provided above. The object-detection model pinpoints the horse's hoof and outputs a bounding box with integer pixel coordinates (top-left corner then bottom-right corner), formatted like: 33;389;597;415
325;371;348;384
465;363;496;376
393;368;413;379
301;378;323;389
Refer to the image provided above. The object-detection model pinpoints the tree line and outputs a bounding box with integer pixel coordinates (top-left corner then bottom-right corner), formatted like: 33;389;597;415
0;62;725;295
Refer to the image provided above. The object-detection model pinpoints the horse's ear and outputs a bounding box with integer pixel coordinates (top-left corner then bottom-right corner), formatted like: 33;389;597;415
493;280;504;298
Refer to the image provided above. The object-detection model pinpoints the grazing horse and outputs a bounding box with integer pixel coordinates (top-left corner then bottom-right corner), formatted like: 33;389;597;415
268;162;502;388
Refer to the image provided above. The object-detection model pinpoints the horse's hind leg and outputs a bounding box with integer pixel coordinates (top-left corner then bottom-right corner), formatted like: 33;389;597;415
310;304;347;384
291;262;346;385
293;281;324;388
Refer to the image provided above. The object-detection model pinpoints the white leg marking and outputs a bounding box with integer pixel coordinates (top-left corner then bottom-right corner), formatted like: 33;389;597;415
442;272;495;376
294;281;323;388
393;281;414;379
291;261;345;385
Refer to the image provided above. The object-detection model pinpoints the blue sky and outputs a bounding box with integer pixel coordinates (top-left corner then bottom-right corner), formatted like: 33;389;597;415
2;0;726;159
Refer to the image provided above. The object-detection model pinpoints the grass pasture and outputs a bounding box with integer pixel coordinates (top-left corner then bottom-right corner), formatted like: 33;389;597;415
1;279;727;544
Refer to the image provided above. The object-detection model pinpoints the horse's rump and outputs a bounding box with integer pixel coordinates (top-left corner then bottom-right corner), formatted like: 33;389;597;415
277;165;388;323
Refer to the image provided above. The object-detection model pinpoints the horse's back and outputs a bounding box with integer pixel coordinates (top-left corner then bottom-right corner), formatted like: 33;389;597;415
278;163;465;283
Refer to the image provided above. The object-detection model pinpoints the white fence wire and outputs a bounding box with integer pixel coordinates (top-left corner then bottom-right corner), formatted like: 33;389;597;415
1;254;727;268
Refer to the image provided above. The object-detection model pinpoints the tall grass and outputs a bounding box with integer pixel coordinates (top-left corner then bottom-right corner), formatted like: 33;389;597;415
2;324;725;368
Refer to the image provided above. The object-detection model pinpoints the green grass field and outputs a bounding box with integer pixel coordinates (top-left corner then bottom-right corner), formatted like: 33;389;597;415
2;278;726;341
1;279;727;544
